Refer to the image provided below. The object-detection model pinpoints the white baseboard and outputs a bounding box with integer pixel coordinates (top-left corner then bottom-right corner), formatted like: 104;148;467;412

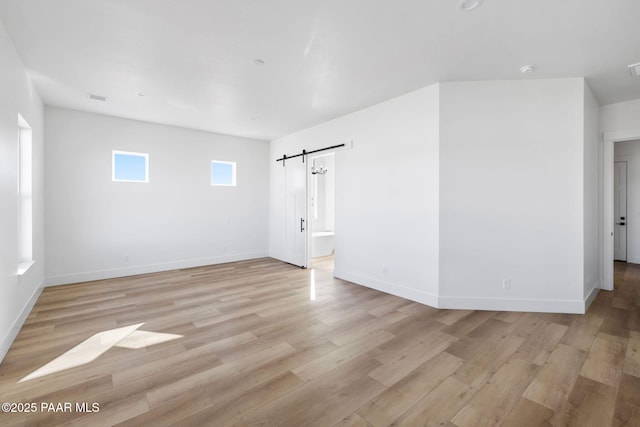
334;268;588;314
437;294;586;314
334;269;439;308
0;281;43;364
45;252;268;286
584;281;600;311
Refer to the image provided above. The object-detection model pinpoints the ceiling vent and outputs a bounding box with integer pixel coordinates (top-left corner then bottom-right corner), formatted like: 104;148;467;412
629;63;640;77
88;93;107;102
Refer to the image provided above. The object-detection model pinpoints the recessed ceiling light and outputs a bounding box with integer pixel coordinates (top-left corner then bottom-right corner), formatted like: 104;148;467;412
252;59;265;66
628;63;640;77
459;0;483;10
520;65;535;74
88;93;107;102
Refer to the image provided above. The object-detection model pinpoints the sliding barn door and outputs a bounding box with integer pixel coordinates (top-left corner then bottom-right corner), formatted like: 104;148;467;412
282;157;307;267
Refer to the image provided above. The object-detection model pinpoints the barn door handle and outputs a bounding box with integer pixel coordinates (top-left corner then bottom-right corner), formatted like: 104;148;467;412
300;218;305;232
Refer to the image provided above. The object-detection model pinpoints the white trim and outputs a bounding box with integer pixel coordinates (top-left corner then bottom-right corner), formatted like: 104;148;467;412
335;268;591;314
584;283;600;311
45;252;268;286
603;128;640;290
112;150;149;183
17;260;35;276
334;268;440;308
0;281;43;364
437;294;586;314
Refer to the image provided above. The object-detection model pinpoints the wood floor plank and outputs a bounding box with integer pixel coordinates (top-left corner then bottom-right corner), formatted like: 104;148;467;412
368;331;456;387
328;311;409;347
174;370;304;426
146;341;296;407
241;354;382;426
623;330;640;378
612;373;640;426
112;332;254;387
281;375;386;427
580;332;627;387
441;310;496;338
334;413;372;427
523;343;587;411
451;334;525;388
390;376;476;427
552;376;617;426
501;397;554;427
451;357;539;427
292;329;394;382
561;312;604;352
358;351;463;426
514;320;568;366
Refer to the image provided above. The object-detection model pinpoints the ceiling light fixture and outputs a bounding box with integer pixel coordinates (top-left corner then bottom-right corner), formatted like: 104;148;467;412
459;0;483;11
520;65;535;74
628;63;640;77
136;92;145;97
252;59;265;66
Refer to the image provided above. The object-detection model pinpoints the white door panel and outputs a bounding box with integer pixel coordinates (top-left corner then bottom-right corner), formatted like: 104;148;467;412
281;158;307;267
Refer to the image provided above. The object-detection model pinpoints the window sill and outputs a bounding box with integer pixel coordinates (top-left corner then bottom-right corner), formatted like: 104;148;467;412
17;261;35;276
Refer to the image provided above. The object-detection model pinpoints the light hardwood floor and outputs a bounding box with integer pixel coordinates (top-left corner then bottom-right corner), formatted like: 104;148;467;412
1;258;640;426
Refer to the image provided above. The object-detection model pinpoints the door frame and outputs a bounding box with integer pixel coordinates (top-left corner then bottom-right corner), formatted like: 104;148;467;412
306;152;336;263
613;161;628;262
603;128;640;290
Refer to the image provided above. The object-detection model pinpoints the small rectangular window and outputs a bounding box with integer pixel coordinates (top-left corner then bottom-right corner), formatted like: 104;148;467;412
112;151;149;183
18;114;33;274
211;160;236;186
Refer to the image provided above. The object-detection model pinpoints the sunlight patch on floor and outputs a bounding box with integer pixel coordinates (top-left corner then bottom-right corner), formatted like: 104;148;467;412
18;323;182;383
115;330;183;349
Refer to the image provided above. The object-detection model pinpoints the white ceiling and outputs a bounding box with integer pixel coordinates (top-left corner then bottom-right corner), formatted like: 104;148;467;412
1;0;639;140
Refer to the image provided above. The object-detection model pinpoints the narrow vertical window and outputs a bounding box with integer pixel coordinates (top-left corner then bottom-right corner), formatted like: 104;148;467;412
211;160;236;186
17;114;33;275
112;151;149;183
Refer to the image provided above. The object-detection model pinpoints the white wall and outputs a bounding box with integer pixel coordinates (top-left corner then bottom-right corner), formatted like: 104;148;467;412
438;79;587;312
601;99;640;133
270;84;440;305
45;107;269;285
583;82;601;303
614;140;640;263
0;20;45;362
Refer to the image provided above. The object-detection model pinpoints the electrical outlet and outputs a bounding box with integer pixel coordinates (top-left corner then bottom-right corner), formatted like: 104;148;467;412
502;279;511;289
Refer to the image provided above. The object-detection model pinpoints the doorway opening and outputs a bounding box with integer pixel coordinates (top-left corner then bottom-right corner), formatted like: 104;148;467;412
308;153;335;270
604;130;640;290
